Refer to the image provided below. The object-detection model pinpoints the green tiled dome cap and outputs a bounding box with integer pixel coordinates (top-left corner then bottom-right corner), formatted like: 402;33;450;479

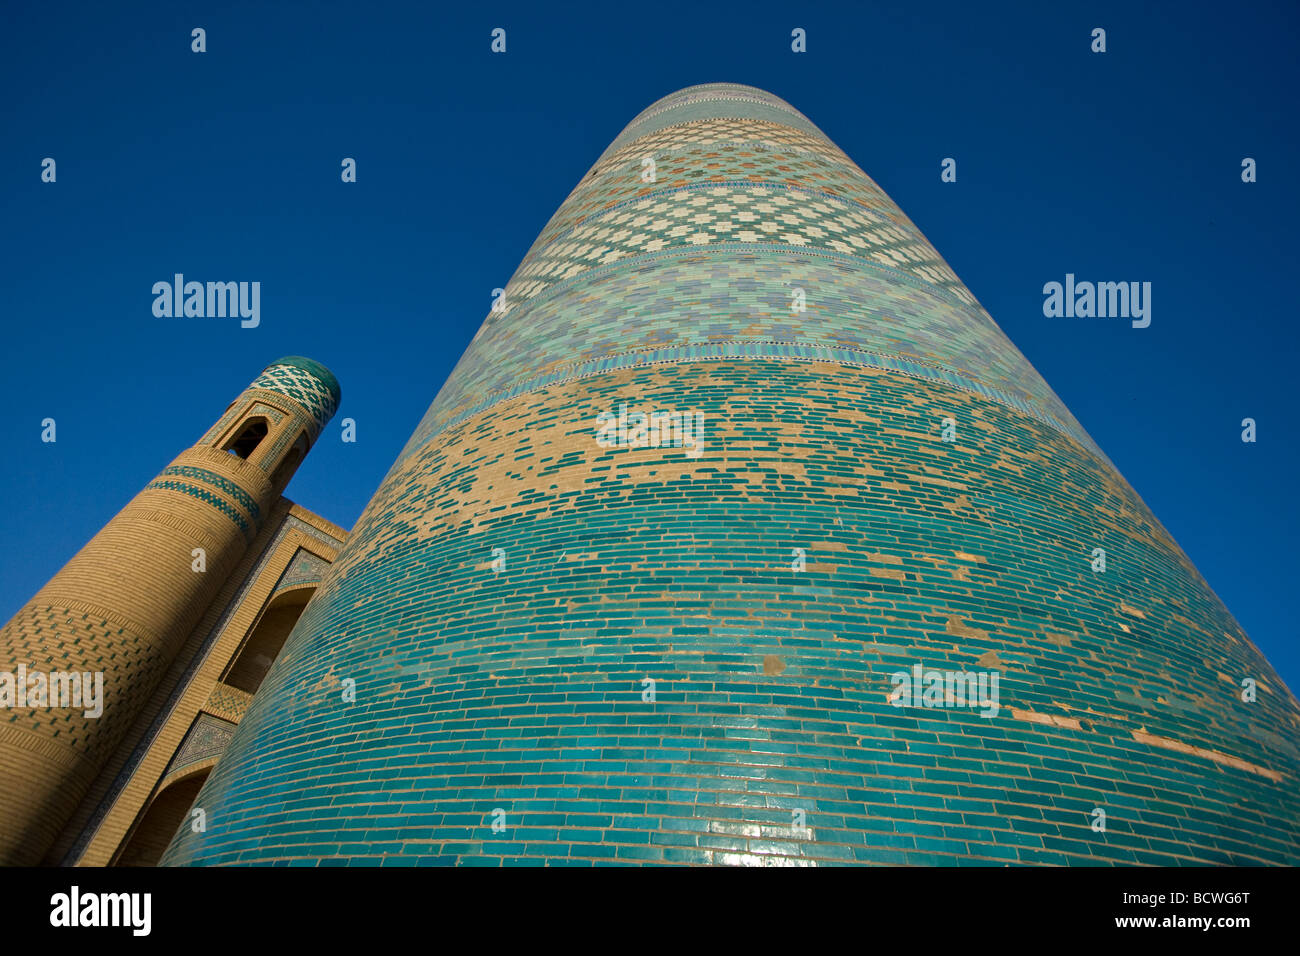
249;356;341;428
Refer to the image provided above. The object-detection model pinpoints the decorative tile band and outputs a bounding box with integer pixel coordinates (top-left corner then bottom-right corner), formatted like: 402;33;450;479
604;84;824;155
143;480;249;533
201;682;253;725
157;466;261;521
499;184;969;312
400;340;1101;469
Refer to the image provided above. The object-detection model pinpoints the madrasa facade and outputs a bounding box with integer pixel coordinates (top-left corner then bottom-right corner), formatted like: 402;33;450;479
2;84;1297;867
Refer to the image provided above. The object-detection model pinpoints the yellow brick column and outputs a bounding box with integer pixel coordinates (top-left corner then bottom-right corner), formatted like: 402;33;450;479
0;356;339;864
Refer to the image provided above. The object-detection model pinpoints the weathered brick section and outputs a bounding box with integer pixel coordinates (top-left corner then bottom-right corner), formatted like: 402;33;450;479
162;84;1299;866
164;362;1300;865
0;357;340;865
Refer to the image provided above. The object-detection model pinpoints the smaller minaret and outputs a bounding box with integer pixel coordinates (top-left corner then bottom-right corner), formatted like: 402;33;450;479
0;356;340;865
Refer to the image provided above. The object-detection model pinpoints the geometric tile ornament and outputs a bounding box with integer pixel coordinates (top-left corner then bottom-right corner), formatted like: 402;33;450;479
164;84;1300;866
272;548;333;596
166;713;240;779
248;356;341;431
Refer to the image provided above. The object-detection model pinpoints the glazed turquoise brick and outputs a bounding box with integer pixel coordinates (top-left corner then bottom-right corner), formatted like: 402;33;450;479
163;83;1300;868
893;819;958;838
613;845;666;862
852;847;908;864
969;842;1020;862
911;837;970;855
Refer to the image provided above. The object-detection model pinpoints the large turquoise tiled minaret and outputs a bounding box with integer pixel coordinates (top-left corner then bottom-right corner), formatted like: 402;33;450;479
165;84;1300;866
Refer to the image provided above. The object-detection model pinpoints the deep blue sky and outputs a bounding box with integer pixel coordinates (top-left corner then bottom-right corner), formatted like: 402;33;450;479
2;1;1297;694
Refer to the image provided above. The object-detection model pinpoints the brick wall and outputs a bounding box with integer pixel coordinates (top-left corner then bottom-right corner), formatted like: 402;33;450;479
161;85;1300;867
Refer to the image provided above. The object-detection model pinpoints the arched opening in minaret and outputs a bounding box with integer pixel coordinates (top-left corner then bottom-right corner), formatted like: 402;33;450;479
222;587;316;696
110;588;318;866
223;417;269;459
270;432;309;488
113;767;211;867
